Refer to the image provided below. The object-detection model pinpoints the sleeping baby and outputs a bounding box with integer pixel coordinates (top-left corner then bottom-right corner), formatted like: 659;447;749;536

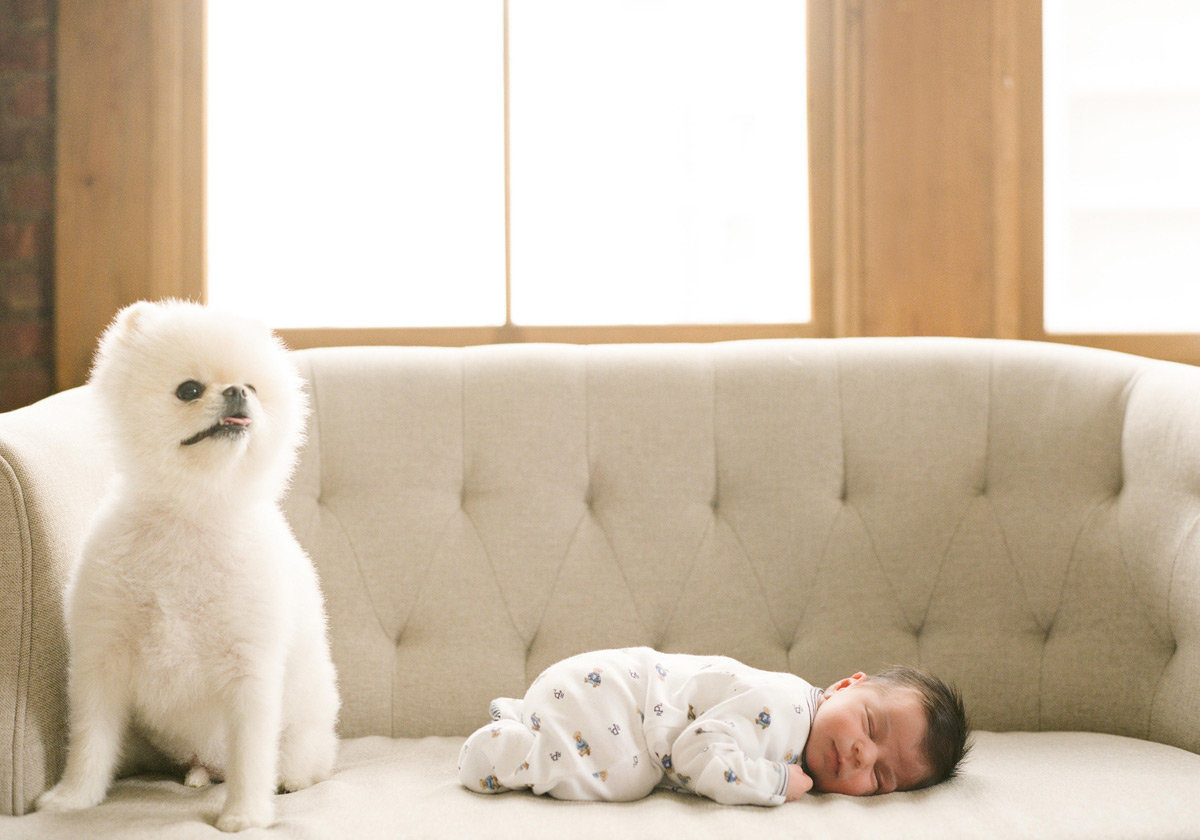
457;647;969;805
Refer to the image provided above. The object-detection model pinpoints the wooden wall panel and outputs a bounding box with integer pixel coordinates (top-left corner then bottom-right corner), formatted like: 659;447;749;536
858;0;997;338
54;0;203;389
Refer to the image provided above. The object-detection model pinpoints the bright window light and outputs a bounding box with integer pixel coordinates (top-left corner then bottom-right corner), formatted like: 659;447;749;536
208;2;811;329
508;0;810;326
207;1;506;328
1043;0;1200;333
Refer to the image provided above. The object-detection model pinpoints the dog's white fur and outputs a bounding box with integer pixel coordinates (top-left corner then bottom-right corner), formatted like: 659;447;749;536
36;301;339;831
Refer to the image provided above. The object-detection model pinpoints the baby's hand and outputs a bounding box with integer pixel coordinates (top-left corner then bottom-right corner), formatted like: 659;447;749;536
785;763;813;800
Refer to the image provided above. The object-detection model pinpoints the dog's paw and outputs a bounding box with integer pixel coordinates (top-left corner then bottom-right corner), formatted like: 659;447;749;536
185;764;212;788
278;745;334;793
278;775;307;794
36;782;105;813
216;799;274;832
279;771;324;794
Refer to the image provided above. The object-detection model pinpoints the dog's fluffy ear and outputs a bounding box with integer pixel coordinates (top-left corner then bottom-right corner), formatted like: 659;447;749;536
110;300;156;338
90;300;160;382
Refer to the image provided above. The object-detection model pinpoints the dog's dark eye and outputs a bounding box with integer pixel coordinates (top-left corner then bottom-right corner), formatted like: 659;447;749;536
176;380;205;402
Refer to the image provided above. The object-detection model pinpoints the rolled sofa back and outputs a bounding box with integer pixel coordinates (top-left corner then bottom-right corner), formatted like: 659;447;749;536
284;338;1200;753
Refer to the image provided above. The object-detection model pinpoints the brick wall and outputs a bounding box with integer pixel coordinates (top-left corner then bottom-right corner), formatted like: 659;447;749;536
0;0;54;412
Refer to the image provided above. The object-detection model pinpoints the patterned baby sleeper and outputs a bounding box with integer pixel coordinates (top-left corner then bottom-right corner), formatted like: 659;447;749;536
457;647;823;805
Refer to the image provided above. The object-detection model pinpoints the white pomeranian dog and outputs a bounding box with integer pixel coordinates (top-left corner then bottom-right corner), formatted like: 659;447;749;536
36;300;339;831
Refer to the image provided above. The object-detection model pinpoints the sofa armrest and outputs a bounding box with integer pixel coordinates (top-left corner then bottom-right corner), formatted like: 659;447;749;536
1119;364;1200;754
0;386;111;815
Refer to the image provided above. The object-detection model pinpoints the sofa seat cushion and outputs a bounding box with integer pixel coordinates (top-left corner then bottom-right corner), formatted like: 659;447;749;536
3;731;1198;839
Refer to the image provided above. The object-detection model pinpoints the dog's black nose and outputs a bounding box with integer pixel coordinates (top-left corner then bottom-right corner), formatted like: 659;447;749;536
223;385;248;414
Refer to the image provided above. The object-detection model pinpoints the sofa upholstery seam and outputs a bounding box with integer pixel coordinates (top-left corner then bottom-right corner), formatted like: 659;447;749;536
1113;506;1175;651
308;359;390;636
806;507;846;633
710;347;718;514
1113;370;1174;741
835;344;848;503
1112;373;1172;654
984;351;1047;730
395;354;478;645
708;352;788;651
1116;370;1142;496
1162;514;1197;657
524;350;604;657
458;352;529;651
984;499;1046;632
914;497;977;643
913;351;999;641
593;506;656;641
458;504;526;647
655;354;723;647
1040;495;1109;730
715;511;785;650
978;352;1047;630
0;452;31;816
394;505;471;675
1148;510;1198;743
522;353;618;654
832;348;912;634
304;358;399;730
526;507;594;666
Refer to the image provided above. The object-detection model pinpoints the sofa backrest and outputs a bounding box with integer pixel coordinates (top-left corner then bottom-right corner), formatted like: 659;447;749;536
285;339;1200;755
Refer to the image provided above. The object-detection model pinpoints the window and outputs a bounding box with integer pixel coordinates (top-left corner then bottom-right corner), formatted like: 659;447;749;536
1041;0;1200;334
206;1;812;332
506;0;810;327
206;2;506;328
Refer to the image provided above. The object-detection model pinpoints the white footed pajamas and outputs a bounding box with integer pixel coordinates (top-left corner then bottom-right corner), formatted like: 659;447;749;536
458;647;823;806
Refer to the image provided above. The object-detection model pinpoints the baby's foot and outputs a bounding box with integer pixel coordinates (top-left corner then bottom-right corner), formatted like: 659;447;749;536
458;720;535;794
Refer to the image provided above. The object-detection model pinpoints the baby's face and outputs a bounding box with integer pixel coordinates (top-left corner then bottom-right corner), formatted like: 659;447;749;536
804;676;931;795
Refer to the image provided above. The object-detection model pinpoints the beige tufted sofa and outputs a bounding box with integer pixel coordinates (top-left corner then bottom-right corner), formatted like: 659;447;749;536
2;337;1199;839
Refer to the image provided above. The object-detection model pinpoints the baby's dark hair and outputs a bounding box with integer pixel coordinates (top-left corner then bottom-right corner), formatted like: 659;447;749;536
869;665;970;789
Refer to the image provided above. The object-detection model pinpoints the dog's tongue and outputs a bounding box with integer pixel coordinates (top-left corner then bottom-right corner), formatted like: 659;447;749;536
222;416;251;426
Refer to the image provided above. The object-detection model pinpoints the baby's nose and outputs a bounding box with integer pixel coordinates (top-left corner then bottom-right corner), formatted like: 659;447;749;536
854;739;877;769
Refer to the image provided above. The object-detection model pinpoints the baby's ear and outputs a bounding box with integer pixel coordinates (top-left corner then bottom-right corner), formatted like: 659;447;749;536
823;672;868;699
